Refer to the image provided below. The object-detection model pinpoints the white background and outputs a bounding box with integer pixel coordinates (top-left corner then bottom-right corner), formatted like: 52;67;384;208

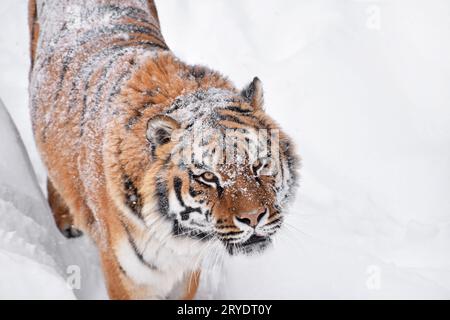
0;0;449;299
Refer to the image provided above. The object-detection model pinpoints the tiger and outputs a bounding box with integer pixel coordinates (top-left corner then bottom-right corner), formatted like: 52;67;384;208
28;0;299;299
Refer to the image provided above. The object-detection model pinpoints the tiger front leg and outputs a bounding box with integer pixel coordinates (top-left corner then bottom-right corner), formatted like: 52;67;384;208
47;178;83;238
98;244;197;300
166;270;201;300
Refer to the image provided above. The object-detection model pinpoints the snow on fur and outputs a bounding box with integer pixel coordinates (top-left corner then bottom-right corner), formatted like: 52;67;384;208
1;0;450;299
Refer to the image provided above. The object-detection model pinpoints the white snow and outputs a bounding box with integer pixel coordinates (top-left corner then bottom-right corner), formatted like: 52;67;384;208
1;0;450;299
0;99;107;299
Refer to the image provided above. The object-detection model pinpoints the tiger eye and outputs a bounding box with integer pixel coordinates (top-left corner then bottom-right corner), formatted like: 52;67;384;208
201;172;215;181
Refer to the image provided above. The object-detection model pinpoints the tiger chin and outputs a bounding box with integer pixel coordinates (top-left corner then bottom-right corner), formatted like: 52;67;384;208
29;0;299;299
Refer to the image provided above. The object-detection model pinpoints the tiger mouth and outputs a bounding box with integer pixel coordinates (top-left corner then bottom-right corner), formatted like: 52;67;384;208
223;234;271;255
241;234;268;246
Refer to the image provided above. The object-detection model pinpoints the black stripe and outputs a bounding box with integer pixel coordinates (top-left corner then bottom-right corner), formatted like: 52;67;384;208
192;173;224;198
156;177;169;217
217;230;244;237
165;93;205;115
93;5;164;35
60;25;163;93
215;224;236;230
40;21;69;70
55;21;167;110
183;121;195;132
225;106;253;114
68;41;154;125
205;209;212;222
40;3;164;68
113;252;129;276
80;62;134;136
173;177;193;206
278;139;285;183
172;220;214;241
165;97;189;115
94;5;150;24
173;177;202;221
181;207;203;221
79;54;124;133
224;97;244;104
189;185;203;197
282;140;298;196
265;216;282;227
215;113;248;126
123;175;143;219
122;222;158;271
126;102;153;130
107;66;135;106
187;169;204;198
80;66;130;136
267;130;272;158
82;46;138;126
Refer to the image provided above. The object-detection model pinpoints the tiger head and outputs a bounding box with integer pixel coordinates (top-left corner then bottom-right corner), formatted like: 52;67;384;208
144;77;299;255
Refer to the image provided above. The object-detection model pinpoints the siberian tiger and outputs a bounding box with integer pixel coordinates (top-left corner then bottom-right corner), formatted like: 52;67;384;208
28;0;299;299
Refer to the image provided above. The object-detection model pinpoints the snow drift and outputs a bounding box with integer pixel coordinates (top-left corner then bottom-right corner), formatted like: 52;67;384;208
0;99;106;299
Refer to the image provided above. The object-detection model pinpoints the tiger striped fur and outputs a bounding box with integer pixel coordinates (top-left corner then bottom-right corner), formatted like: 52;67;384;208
29;0;299;299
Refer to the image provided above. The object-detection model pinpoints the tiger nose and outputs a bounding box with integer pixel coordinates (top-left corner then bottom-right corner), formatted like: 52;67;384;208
235;207;267;227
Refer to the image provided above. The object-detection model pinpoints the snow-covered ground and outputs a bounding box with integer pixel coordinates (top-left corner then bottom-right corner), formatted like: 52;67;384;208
1;0;450;299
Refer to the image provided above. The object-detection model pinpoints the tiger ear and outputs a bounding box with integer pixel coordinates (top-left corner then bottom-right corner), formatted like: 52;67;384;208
146;115;180;147
241;77;264;110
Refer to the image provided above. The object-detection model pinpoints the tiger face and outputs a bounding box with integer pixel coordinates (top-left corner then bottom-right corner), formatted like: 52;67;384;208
145;78;298;255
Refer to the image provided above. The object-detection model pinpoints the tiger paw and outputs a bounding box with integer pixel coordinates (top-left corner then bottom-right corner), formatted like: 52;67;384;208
61;225;83;239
